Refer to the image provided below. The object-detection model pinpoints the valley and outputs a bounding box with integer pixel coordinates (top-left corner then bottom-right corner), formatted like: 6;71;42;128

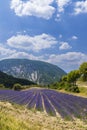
1;0;87;129
0;59;87;130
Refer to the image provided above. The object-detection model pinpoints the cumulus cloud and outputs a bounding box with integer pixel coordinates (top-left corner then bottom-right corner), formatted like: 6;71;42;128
59;42;72;50
0;44;17;60
7;34;57;52
10;0;72;19
0;43;45;61
7;51;44;61
0;42;87;72
74;0;87;15
72;35;78;40
5;49;87;72
10;0;55;19
47;52;87;72
56;0;71;13
0;44;16;56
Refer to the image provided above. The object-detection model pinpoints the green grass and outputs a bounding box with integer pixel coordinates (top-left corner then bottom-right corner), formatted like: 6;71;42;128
0;114;26;130
79;87;87;96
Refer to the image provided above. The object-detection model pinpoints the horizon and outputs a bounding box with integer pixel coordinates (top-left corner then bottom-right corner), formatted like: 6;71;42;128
0;57;82;73
0;0;87;72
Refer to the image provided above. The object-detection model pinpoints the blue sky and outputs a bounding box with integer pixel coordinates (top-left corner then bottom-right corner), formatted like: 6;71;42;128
0;0;87;72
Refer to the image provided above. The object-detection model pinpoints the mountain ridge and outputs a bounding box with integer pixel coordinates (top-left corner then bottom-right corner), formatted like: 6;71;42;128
0;59;66;85
0;70;35;88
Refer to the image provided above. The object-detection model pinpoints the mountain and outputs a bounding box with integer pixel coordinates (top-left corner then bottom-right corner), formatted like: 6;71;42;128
0;71;35;88
0;59;66;85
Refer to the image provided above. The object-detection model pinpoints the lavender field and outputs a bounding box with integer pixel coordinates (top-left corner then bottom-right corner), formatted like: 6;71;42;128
0;88;87;120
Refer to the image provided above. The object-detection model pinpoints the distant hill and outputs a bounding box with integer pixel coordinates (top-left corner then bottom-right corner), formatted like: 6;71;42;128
0;59;66;85
0;71;35;88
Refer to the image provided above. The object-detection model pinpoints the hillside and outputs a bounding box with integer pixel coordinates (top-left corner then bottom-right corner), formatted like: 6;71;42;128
0;71;35;88
0;59;66;85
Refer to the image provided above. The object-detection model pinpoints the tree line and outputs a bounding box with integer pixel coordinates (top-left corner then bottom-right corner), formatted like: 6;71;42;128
48;62;87;93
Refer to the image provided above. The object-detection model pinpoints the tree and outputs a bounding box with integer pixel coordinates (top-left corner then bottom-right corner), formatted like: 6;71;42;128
62;75;67;82
79;62;87;81
67;70;80;86
13;83;22;91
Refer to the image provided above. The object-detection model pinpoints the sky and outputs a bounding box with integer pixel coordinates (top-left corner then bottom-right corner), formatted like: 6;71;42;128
0;0;87;72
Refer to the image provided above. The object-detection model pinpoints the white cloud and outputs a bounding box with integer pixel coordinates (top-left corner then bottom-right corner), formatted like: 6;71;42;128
56;0;71;13
10;0;55;19
7;34;57;52
72;35;78;40
0;44;45;61
0;42;87;72
8;51;44;61
55;0;71;20
47;52;87;72
74;0;87;15
10;0;72;19
0;44;17;60
6;50;87;72
59;42;72;50
0;44;16;56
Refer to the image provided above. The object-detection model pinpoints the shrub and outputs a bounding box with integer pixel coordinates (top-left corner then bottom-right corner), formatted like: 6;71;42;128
0;84;5;88
58;81;80;93
13;83;22;91
68;85;80;93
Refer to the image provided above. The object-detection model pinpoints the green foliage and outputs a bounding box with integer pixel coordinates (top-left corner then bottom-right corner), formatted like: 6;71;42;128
64;82;72;90
49;81;80;93
49;70;80;93
0;84;5;88
13;83;22;91
48;81;65;90
50;82;60;89
67;70;80;86
61;70;80;93
62;75;67;82
58;81;80;93
79;62;87;81
65;85;80;93
0;71;35;88
47;62;87;93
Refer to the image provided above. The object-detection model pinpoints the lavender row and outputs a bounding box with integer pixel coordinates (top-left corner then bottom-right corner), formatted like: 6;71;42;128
0;88;87;119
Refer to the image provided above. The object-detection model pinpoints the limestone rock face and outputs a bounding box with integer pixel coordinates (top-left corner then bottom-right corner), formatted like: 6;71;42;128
0;59;66;85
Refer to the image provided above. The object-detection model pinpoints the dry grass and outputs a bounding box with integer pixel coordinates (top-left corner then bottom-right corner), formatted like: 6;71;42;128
0;101;87;130
77;81;87;88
